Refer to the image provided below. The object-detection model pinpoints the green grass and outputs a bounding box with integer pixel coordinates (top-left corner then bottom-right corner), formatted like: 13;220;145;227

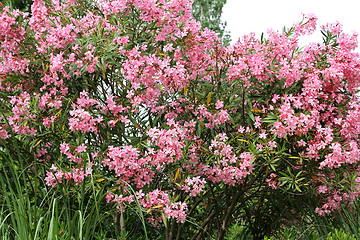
0;139;112;239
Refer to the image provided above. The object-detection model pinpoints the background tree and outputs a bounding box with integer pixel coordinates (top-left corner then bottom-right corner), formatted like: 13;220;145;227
192;0;231;44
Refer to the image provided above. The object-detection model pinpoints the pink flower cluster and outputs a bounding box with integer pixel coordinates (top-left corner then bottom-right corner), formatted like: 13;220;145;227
266;173;280;189
147;123;186;165
182;176;206;197
201;134;254;185
103;145;154;188
69;91;103;133
194;104;230;129
7;92;37;136
45;163;92;187
138;190;187;224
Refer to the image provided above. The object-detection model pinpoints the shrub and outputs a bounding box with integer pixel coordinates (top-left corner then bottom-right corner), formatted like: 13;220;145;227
1;0;360;239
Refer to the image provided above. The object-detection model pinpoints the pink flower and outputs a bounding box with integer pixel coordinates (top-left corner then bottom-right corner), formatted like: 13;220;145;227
182;177;206;197
215;100;223;109
75;143;87;153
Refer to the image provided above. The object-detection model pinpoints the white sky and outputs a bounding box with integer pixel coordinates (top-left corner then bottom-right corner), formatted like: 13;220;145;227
222;0;360;49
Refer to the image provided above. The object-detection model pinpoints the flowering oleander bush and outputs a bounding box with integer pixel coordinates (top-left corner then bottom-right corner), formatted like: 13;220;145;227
1;0;360;238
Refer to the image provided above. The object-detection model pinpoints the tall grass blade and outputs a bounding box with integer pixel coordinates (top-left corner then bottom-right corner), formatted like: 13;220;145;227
33;217;44;240
47;198;57;240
